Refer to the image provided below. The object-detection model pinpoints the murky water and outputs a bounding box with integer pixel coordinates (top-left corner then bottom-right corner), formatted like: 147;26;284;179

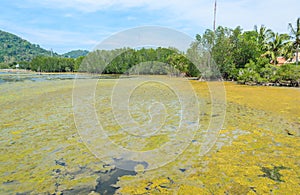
0;72;123;84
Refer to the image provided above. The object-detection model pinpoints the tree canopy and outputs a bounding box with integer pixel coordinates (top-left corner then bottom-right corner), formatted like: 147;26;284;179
1;18;300;86
0;30;55;63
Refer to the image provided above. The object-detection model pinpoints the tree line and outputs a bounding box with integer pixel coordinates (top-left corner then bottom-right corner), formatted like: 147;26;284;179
24;47;199;76
78;47;199;76
1;18;299;86
192;17;300;85
194;18;300;82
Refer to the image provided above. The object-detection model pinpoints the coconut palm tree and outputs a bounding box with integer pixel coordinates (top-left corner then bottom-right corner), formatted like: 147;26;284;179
288;17;300;65
254;25;273;52
263;32;290;65
281;41;294;61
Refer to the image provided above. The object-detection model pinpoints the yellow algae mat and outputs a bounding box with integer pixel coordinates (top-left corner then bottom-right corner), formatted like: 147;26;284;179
0;78;299;194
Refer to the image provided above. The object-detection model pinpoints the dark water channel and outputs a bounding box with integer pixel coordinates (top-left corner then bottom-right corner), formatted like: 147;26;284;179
61;159;148;195
95;159;148;195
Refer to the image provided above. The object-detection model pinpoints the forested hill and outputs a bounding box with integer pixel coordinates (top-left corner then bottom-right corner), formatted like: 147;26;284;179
62;50;89;58
0;30;54;63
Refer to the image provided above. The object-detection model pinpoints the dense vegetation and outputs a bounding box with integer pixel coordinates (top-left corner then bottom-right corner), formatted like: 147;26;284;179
78;18;300;85
79;47;199;76
62;50;89;58
0;30;55;64
0;30;88;70
30;56;84;72
194;18;300;85
1;18;299;86
28;47;199;75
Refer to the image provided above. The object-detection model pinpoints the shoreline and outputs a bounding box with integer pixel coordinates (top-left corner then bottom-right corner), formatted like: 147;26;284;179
238;81;300;88
0;69;87;75
0;69;32;73
1;69;299;88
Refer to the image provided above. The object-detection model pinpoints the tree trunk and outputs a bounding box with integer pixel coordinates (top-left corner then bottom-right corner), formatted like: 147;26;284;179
296;44;299;66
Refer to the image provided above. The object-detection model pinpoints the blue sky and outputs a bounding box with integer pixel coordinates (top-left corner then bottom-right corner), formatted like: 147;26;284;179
0;0;299;54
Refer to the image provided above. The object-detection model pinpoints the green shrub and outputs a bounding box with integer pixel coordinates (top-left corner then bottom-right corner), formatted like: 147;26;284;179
0;62;10;69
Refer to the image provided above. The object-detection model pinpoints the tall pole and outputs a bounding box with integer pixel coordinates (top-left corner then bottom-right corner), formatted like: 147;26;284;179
213;0;217;32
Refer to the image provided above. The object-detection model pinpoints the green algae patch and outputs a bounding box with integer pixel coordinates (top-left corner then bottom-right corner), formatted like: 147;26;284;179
142;134;170;151
260;165;288;182
0;80;110;194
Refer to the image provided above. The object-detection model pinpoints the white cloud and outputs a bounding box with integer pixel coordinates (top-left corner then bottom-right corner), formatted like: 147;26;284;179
4;0;300;53
26;0;300;33
96;26;193;51
63;13;74;18
217;0;300;33
127;16;136;21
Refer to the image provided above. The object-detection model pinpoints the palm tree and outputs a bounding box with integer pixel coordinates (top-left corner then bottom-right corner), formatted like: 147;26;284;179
281;41;294;60
288;17;300;65
254;25;273;52
263;32;290;65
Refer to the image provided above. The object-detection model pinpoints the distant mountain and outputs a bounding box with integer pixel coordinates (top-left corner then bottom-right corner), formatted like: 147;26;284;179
62;50;89;58
0;30;56;63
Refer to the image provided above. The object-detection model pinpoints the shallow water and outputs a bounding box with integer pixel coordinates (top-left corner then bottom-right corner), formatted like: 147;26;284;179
0;72;122;84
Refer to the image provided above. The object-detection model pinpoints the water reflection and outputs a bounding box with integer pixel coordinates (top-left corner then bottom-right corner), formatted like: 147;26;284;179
0;72;122;84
